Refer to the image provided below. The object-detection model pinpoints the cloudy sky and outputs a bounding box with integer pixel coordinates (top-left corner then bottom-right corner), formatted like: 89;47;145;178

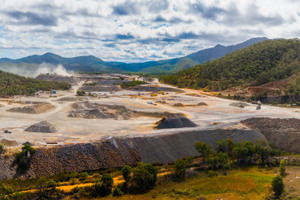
0;0;299;62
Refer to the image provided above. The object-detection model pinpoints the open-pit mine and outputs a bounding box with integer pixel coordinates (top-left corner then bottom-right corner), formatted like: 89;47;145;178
0;73;300;179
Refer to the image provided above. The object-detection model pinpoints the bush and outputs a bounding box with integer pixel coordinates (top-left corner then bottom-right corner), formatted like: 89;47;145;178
279;159;287;177
77;90;86;96
208;170;218;177
15;144;37;170
131;162;158;192
271;175;284;198
0;144;4;154
174;159;188;180
112;187;123;197
93;173;114;196
47;179;57;190
122;165;132;183
120;81;145;89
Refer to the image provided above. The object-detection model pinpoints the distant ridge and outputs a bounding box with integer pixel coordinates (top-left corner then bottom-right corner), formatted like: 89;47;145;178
0;37;268;74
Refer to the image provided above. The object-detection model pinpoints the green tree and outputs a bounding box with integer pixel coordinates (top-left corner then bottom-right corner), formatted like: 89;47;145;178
76;89;86;96
279;159;287;177
94;173;114;196
36;177;47;194
122;165;132;183
174;159;188;180
194;141;212;163
271;175;285;198
15;144;37;170
131;162;158;192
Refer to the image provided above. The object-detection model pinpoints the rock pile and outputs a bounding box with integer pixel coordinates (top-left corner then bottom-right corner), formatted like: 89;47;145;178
25;121;57;133
155;117;197;129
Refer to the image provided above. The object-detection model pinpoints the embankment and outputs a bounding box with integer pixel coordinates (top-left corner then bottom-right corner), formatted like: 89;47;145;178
0;128;266;179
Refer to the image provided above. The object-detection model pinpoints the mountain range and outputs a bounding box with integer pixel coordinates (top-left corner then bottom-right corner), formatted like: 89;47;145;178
0;37;268;74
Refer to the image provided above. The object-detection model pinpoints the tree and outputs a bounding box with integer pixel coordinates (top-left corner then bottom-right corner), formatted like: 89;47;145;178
279;159;287;177
271;175;284;198
255;144;271;165
76;89;86;96
36;177;47;194
216;140;227;153
174;159;188;180
122;165;132;183
131;162;158;192
227;139;235;157
94;173;114;196
194;141;212;163
15;144;37;170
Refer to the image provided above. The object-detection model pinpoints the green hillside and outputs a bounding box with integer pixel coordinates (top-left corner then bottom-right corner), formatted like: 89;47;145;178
160;39;300;91
0;70;71;97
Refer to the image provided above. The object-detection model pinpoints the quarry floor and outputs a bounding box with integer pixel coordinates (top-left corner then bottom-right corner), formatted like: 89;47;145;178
0;80;300;147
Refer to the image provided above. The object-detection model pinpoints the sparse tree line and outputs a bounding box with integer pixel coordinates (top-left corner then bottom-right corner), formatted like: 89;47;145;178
0;140;289;199
0;70;71;97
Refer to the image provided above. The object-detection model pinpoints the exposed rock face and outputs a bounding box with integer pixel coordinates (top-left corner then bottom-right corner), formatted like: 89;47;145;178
241;117;300;153
25;121;57;133
0;128;266;179
156;117;197;129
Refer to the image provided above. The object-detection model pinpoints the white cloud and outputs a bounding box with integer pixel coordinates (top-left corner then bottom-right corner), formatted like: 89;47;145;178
0;0;299;62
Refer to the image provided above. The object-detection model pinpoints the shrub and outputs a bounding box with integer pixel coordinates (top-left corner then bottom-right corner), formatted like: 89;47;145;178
0;184;13;195
279;159;287;177
122;165;132;183
271;175;285;198
120;81;145;89
47;179;57;190
77;89;86;96
15;144;37;170
0;144;4;154
131;162;158;192
112;187;123;197
93;173;114;196
174;159;188;180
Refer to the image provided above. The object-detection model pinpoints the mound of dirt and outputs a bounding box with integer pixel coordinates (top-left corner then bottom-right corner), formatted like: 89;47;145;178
173;103;184;107
25;121;57;133
7;103;54;114
229;102;250;108
57;97;77;101
0;139;18;146
69;101;182;120
36;74;78;85
155;117;197;129
241;117;300;153
80;85;121;92
69;102;130;119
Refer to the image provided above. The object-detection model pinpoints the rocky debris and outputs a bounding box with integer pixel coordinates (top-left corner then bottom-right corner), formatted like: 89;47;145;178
173;103;184;107
7;103;54;114
24;141;141;178
229;102;250;108
80;85;121;92
128;86;183;93
25;121;57;133
36;74;78;85
57;97;77;102
156;117;197;129
69;101;182;120
241;117;300;153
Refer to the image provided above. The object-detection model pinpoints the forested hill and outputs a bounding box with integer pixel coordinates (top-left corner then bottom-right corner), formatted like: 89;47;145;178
0;70;71;97
160;39;300;91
